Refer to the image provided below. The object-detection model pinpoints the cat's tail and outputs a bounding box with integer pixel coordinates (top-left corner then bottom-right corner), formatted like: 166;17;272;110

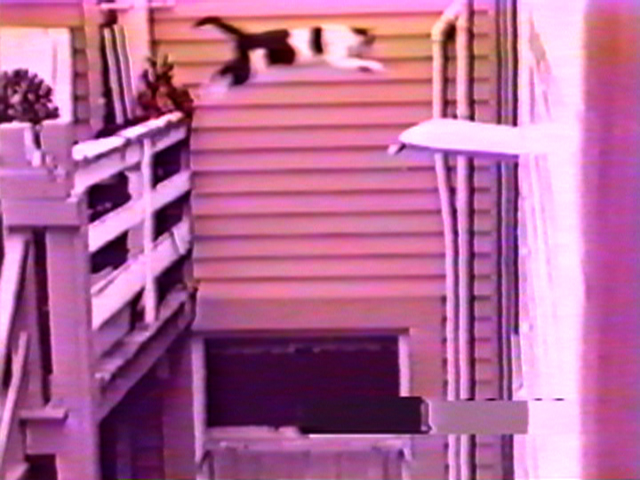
193;16;246;37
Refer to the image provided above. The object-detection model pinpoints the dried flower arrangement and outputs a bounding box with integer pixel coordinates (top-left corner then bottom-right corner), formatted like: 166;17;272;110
0;68;60;149
96;55;194;138
137;54;194;120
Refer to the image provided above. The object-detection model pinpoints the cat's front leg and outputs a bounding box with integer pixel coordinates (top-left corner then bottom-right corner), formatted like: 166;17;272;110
356;59;385;73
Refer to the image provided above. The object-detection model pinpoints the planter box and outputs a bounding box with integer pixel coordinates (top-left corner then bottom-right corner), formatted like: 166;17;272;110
0;122;31;166
0;121;74;167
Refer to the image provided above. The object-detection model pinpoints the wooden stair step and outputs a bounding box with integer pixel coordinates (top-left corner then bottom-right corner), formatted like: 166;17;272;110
95;288;191;387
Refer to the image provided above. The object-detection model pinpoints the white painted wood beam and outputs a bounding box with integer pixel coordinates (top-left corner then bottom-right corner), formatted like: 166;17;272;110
91;218;192;328
391;118;565;158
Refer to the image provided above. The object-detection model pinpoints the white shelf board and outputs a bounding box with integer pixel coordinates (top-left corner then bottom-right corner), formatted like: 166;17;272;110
395;119;531;158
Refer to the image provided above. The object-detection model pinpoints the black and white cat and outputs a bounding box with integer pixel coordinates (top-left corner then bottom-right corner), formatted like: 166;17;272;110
194;16;385;87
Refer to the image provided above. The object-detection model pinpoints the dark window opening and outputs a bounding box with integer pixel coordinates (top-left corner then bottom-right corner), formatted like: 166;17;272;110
205;336;400;428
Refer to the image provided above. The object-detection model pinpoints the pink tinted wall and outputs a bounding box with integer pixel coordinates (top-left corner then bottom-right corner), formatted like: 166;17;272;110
580;0;640;478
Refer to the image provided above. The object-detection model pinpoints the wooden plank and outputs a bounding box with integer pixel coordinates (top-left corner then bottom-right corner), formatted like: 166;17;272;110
192;169;494;194
1;199;83;227
44;224;101;480
194;256;495;280
189;145;494;170
190;125;430;151
95;289;189;387
72;141;141;193
191;191;496;216
426;401;527;434
156;35;493;64
193;212;495;236
141;138;159;325
192;296;440;332
74;74;89;96
96;290;191;422
91;218;191;328
191;338;207;475
0;233;29;376
410;327;444;397
192;103;494;129
92;303;132;359
153;9;493;35
73;120;187;193
0;334;29;478
89;199;143;253
81;0;106;132
152;122;189;152
192;81;492;108
197;276;496;299
73;29;89;128
73;49;88;74
193;234;495;259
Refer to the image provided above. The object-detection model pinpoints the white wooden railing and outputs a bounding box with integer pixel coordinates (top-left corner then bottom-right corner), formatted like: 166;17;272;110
71;112;192;346
0;111;192;480
0;333;30;478
0;233;30;386
0;232;32;479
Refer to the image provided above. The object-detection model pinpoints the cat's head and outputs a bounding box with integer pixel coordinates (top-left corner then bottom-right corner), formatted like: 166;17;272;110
350;27;376;57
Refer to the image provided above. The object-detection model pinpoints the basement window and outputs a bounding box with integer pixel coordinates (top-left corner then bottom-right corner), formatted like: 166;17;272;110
205;336;400;429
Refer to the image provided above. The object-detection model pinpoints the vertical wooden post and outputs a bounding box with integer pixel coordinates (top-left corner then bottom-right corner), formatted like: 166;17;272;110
407;326;447;480
191;336;207;480
18;237;46;408
141;138;158;323
125;151;145;326
125;167;144;259
118;0;152;96
45;196;101;480
81;0;106;135
162;335;197;480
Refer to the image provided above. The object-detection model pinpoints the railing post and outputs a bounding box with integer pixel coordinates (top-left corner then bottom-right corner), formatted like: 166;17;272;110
44;194;101;480
141;137;158;324
0;165;101;480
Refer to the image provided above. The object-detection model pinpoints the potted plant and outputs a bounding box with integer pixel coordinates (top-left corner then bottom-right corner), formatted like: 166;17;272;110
0;68;60;166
